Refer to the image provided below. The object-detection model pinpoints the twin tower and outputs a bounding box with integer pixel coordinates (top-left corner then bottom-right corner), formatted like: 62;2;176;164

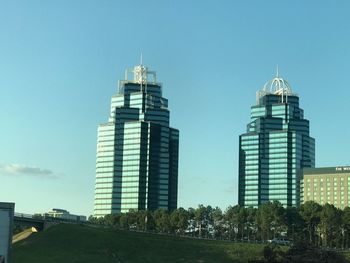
94;64;179;217
94;64;314;217
239;72;315;207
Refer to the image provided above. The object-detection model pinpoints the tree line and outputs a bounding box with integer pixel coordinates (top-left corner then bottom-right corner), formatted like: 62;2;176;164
89;201;350;249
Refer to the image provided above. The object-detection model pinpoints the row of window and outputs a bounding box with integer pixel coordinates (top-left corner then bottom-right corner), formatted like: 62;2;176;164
306;177;350;183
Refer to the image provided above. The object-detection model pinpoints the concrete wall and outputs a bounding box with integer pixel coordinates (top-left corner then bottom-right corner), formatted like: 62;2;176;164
0;203;14;263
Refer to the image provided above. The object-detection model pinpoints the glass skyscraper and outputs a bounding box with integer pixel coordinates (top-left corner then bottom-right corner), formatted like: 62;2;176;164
94;63;179;217
239;71;315;207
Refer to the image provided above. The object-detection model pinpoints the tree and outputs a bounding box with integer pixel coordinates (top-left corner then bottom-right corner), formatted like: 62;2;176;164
225;205;241;240
154;209;172;233
300;201;322;245
88;215;105;225
136;210;155;231
246;207;257;241
319;204;341;247
212;207;224;238
119;213;129;230
341;207;350;248
104;214;120;227
212;207;223;223
285;207;305;242
195;205;207;237
256;201;285;241
187;207;195;220
237;207;248;240
170;208;189;234
119;210;138;230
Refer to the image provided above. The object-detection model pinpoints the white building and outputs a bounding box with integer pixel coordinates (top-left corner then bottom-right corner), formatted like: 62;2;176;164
41;208;86;222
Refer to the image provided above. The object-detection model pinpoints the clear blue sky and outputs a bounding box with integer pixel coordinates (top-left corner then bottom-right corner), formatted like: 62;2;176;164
1;1;350;216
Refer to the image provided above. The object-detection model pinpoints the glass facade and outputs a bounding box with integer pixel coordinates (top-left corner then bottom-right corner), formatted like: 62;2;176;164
239;74;315;207
94;64;179;217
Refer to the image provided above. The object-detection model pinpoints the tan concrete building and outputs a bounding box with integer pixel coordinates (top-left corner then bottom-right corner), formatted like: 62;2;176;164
303;166;350;209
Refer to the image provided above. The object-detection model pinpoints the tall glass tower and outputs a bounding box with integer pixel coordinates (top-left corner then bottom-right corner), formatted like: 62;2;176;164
94;63;179;217
238;71;315;207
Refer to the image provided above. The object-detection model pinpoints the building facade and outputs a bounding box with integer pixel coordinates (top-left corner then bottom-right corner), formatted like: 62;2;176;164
239;71;315;207
39;208;86;222
94;63;179;217
0;202;14;263
303;166;350;209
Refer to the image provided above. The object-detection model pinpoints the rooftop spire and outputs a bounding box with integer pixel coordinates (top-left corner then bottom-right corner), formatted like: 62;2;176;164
140;53;143;65
276;64;279;78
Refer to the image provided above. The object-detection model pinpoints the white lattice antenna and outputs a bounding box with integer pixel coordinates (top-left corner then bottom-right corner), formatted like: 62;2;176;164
120;58;159;93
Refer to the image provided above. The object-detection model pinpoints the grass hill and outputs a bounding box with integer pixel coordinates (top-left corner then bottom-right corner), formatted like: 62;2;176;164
13;224;265;263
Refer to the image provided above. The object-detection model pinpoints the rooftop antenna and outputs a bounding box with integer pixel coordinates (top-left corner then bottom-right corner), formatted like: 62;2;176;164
276;65;286;103
140;53;143;65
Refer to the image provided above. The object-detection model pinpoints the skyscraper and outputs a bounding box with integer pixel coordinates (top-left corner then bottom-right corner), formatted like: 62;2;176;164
238;70;315;207
94;63;179;217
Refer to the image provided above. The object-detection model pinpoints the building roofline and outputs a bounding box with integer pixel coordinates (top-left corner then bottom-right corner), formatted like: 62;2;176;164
303;166;350;175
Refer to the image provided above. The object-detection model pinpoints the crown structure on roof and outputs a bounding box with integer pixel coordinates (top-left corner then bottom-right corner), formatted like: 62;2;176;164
256;66;297;104
118;55;159;93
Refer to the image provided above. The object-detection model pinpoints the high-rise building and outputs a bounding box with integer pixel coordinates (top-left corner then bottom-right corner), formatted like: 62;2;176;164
303;166;350;209
239;70;315;207
94;63;179;217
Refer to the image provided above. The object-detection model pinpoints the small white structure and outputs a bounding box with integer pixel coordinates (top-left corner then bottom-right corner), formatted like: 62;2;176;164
0;202;14;263
41;208;86;222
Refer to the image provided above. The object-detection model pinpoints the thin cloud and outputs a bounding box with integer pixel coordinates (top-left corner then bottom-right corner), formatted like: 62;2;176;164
221;179;236;193
224;185;235;193
1;164;58;179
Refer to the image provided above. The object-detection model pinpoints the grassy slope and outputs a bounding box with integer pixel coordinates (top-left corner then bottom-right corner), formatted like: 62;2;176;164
13;224;265;263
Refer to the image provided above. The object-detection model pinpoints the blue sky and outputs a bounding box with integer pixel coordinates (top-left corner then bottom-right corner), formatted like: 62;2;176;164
1;1;350;216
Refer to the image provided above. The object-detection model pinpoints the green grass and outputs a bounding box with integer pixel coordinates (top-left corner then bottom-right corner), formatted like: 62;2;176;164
342;251;350;261
13;224;265;263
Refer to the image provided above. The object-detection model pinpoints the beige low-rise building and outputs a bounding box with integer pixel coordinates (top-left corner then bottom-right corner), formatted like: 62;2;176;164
39;208;86;222
303;166;350;209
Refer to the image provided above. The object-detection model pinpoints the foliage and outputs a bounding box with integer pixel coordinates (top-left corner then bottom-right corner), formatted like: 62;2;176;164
170;207;189;233
300;201;322;245
250;242;348;263
87;201;350;250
